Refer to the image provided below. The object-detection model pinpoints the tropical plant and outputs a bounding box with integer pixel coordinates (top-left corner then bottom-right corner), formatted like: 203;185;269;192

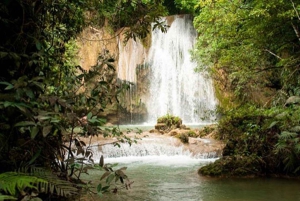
0;0;169;199
193;0;300;103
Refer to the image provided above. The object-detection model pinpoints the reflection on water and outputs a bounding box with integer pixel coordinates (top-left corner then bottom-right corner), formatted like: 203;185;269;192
79;157;300;201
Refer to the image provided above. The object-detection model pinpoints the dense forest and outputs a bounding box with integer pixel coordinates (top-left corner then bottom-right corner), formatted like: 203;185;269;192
1;0;300;200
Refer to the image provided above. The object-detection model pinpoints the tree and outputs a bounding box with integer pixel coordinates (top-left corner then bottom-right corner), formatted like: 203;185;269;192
193;0;300;176
193;0;300;102
0;0;167;199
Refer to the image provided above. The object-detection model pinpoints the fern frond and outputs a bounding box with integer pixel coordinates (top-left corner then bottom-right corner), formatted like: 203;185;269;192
274;142;288;154
27;167;78;197
279;131;297;140
0;193;17;200
294;143;300;154
0;172;47;196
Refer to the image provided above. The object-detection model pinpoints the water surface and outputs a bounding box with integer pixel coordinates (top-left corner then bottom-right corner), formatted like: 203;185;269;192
81;156;300;201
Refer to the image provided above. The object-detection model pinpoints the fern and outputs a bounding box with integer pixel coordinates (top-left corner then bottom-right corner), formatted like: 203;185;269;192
279;131;297;140
0;172;47;196
28;167;78;197
0;169;79;199
294;143;300;154
0;193;17;201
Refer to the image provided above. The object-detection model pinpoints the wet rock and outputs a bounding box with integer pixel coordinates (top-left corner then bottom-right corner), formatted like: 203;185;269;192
155;123;167;130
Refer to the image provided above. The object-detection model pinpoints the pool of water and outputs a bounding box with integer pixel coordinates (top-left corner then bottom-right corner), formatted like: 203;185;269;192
80;156;300;201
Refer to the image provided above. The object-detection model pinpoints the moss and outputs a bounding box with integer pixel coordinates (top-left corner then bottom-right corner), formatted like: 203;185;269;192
198;155;263;177
157;114;182;129
186;130;197;137
176;133;189;144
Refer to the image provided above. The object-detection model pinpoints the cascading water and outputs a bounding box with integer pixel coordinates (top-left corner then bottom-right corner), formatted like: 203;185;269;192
146;15;217;123
92;136;219;162
117;14;217;124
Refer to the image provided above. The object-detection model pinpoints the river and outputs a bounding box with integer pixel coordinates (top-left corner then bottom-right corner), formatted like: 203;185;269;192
79;132;300;201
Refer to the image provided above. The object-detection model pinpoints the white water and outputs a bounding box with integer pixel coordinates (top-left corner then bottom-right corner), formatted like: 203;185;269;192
146;15;217;123
117;15;217;124
91;136;219;167
117;38;146;83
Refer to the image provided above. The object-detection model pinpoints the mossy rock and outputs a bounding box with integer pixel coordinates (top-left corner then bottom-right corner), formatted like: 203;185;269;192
198;155;263;177
157;114;183;130
176;133;189;144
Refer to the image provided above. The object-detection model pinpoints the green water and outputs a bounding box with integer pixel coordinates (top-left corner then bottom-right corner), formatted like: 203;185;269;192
81;158;300;201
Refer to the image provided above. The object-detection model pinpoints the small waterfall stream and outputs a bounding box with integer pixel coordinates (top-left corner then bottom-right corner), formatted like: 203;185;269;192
91;136;219;163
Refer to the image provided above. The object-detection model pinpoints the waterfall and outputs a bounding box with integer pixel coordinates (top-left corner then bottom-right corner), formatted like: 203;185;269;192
117;15;217;124
146;15;217;124
90;136;219;164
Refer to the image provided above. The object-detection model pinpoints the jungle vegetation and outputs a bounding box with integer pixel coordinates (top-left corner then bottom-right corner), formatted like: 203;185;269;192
0;0;171;200
1;0;300;199
191;0;300;177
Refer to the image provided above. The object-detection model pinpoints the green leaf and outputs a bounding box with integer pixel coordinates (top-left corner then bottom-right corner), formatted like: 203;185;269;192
101;185;110;192
0;81;14;90
28;149;42;165
14;121;36;127
106;174;115;185
97;183;102;192
3;101;13;107
36;41;42;50
31;126;39;139
87;112;92;120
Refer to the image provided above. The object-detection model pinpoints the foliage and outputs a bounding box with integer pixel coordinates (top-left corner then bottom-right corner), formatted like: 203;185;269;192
95;0;168;42
174;0;199;15
186;130;197;137
199;102;300;177
0;170;80;200
193;0;300;103
94;155;133;195
0;0;169;199
0;172;46;197
157;113;182;129
191;0;300;177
